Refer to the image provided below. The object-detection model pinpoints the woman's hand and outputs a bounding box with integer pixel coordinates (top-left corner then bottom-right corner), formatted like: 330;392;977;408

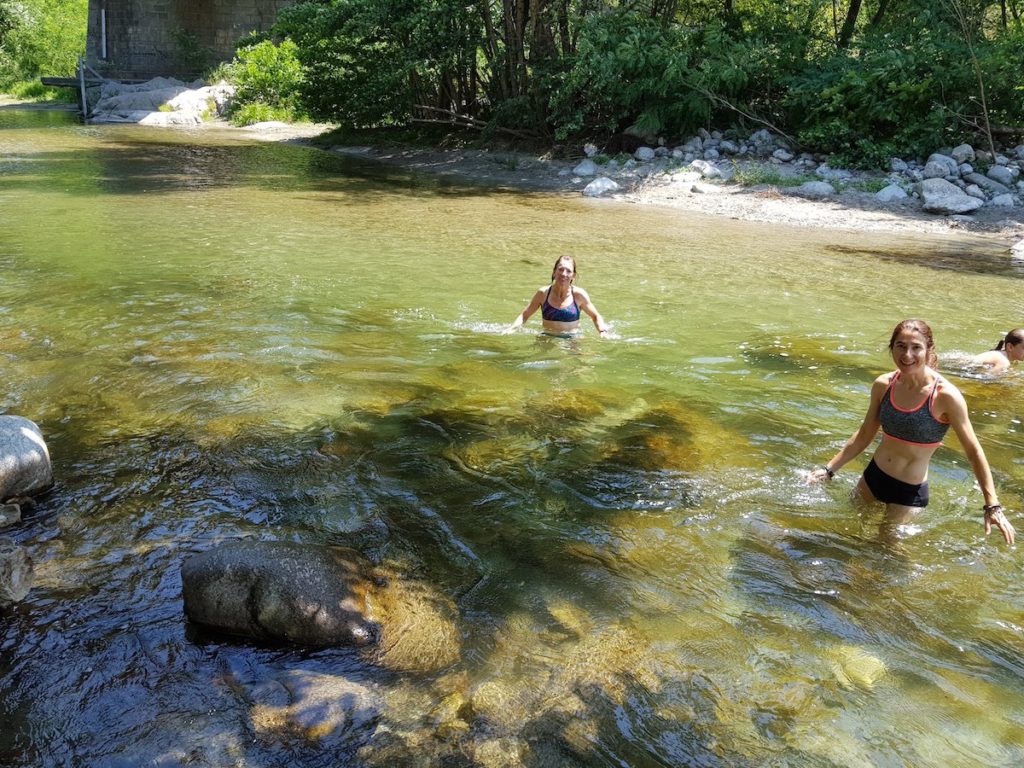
984;505;1016;545
807;466;833;484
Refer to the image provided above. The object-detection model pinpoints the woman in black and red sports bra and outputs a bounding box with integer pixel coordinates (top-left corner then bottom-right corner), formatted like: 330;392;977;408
809;319;1014;544
506;255;609;338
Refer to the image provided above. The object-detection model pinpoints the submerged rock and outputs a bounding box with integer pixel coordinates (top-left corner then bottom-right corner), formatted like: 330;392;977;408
181;540;378;647
181;539;461;671
0;415;52;501
828;644;887;690
0;537;33;604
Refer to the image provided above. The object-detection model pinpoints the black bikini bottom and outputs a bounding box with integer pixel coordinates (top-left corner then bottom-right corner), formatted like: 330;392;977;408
863;458;929;507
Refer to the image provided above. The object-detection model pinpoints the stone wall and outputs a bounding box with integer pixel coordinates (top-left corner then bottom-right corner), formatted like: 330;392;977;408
86;0;296;80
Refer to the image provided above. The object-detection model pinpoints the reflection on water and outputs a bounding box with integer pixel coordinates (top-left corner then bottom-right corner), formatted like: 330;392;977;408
2;110;1024;766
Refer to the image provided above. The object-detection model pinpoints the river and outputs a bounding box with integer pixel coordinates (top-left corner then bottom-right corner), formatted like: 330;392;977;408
2;107;1024;767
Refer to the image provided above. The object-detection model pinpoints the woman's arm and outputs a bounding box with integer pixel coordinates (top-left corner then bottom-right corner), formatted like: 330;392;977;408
808;375;887;482
574;287;608;336
506;288;546;333
942;385;1015;544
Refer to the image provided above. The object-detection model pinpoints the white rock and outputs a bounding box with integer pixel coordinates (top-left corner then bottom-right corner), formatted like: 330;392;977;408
0;416;51;499
582;177;620;197
1011;239;1024;258
689;159;722;179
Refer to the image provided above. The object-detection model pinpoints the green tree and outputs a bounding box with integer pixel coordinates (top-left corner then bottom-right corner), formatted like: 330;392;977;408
0;0;88;88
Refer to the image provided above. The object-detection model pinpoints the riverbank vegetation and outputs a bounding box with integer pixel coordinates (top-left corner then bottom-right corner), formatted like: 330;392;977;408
220;0;1024;167
0;0;86;100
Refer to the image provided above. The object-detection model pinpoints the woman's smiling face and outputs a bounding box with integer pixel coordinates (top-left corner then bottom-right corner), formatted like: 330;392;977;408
891;329;930;371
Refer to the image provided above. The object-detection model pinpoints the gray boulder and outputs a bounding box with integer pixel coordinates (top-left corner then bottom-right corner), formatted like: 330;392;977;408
633;146;656;162
951;143;976;164
990;194;1016;208
963;172;1011;195
572;158;599;176
181;540;379;646
790;181;836;199
0;416;52;501
875;184;908;203
926;153;959;177
815;164;852;181
919;178;983;214
987;165;1016;187
923;160;952;179
0;538;32;605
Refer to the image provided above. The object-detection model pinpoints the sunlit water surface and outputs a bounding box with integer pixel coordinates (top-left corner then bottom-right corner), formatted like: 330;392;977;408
2;108;1024;767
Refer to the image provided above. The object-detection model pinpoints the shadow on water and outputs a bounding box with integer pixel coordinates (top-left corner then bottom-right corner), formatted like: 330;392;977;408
826;243;1024;279
0;135;568;205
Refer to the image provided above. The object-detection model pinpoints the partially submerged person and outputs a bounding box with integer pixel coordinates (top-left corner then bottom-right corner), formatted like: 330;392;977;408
506;255;609;337
972;328;1024;373
809;319;1015;544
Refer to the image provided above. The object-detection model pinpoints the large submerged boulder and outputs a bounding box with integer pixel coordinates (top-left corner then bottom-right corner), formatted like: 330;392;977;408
181;540;378;647
0;415;52;501
181;539;462;671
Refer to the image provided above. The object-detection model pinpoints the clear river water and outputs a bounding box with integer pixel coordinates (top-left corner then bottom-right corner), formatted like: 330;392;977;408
2;107;1024;767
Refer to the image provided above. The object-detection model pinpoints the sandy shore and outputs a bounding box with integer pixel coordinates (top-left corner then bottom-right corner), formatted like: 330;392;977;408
307;141;1024;244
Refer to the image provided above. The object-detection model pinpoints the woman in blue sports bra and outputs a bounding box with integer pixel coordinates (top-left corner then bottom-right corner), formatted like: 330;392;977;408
809;319;1014;544
506;255;609;337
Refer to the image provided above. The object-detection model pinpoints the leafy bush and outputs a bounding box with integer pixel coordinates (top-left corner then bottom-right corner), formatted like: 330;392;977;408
226;39;303;111
229;102;297;126
0;0;87;88
547;12;695;141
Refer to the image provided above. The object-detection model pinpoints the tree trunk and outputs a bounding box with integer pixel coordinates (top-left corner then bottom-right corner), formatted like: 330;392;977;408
838;0;864;47
870;0;893;27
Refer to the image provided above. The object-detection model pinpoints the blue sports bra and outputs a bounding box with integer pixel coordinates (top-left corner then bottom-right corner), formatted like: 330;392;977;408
879;372;950;447
541;287;580;323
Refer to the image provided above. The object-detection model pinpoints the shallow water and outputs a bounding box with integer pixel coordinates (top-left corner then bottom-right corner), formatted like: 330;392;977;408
2;108;1024;767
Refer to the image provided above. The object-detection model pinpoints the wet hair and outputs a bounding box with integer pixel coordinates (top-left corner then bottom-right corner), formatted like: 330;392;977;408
550;255;577;282
888;319;938;369
994;328;1024;351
